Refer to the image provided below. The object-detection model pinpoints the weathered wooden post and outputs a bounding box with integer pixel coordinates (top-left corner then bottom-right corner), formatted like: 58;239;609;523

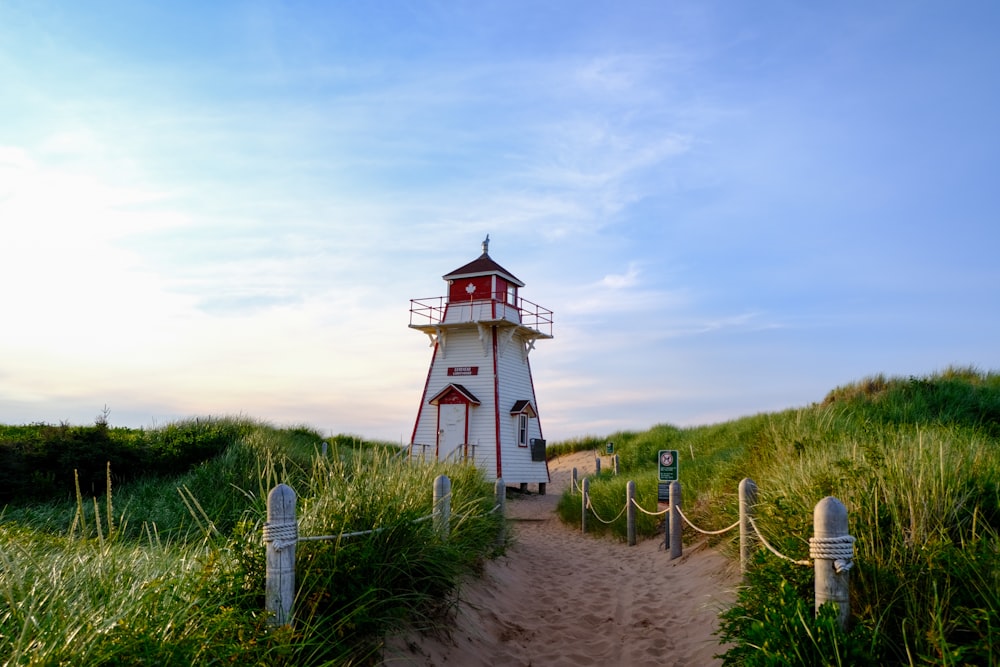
433;474;451;540
494;477;506;515
738;478;758;575
494;477;506;546
663;502;670;550
595;456;601;475
669;481;682;559
613;454;620;476
811;496;854;630
626;480;637;546
263;483;297;626
572;467;578;493
581;477;589;533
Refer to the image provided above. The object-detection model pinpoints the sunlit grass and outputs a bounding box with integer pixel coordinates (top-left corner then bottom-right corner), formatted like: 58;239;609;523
0;422;504;665
557;367;1000;664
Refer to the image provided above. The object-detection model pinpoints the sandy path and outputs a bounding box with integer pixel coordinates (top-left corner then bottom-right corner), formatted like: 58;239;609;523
383;452;738;666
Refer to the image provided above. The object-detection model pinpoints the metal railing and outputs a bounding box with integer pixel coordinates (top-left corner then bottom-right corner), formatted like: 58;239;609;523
409;293;553;337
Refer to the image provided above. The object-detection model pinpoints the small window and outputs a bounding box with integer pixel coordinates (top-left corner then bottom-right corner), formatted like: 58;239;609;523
517;413;528;446
507;283;517;306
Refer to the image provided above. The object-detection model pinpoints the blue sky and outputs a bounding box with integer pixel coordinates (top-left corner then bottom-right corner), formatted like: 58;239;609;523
2;1;998;442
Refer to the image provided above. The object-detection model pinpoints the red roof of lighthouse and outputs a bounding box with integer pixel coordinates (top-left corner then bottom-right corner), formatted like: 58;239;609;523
443;251;524;287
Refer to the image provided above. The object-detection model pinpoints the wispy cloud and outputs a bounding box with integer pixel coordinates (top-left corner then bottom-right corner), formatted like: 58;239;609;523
600;263;642;289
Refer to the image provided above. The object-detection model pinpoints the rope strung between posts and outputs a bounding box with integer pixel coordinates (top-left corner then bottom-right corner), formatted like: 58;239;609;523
455;502;504;519
628;497;670;517
584;493;628;525
266;499;502;549
746;514;811;566
674;505;741;536
264;510;440;548
809;535;856;573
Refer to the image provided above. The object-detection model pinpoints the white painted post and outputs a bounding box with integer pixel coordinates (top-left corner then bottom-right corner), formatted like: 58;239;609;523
433;474;451;540
626;480;636;546
581;477;589;533
739;478;758;576
264;484;297;626
669;481;682;559
813;496;852;629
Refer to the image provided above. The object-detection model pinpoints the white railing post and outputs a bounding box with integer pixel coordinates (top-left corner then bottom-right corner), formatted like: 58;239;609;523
812;496;853;629
739;478;758;576
626;480;636;546
433;474;451;540
669;481;682;559
264;484;297;626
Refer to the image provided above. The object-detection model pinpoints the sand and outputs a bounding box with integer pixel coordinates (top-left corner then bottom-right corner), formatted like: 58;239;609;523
383;451;739;666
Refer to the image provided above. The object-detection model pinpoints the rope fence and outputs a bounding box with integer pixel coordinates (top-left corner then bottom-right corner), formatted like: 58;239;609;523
263;475;506;627
674;505;741;536
746;514;810;566
573;471;856;629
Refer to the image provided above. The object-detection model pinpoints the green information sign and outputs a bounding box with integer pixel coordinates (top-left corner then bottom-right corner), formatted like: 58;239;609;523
605;442;614;455
658;449;678;482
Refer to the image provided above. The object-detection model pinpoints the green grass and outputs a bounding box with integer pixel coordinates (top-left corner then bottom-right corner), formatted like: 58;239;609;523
0;421;505;665
4;366;998;665
554;366;1000;665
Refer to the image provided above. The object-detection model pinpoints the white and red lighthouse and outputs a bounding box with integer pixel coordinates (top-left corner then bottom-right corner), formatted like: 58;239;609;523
409;236;553;493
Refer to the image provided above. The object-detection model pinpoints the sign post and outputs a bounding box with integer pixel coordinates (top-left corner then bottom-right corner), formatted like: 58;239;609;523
657;450;678;502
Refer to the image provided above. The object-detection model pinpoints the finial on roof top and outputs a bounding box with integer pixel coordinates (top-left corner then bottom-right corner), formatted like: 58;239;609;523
482;234;490;255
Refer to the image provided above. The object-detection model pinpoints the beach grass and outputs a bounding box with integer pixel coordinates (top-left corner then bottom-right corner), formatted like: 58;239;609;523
0;420;504;665
555;366;1000;664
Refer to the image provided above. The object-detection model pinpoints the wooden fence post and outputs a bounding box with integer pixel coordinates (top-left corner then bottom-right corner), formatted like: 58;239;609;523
669;481;682;559
494;477;505;515
433;475;451;540
626;480;636;546
494;477;506;546
595;456;601;475
572;467;578;493
813;496;852;629
613;454;620;476
581;477;589;533
739;478;758;575
264;483;297;626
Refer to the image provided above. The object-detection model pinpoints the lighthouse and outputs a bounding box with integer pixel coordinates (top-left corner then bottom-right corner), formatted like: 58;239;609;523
408;236;553;493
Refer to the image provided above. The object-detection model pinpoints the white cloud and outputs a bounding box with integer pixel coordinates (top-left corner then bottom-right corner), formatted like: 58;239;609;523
600;262;641;289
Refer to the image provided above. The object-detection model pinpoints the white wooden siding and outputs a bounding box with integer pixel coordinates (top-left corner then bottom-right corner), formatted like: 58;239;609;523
495;329;548;484
411;322;548;484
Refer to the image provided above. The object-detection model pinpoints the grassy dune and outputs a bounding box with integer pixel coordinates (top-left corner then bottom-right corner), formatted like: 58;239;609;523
0;423;503;665
3;367;997;665
555;367;1000;665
